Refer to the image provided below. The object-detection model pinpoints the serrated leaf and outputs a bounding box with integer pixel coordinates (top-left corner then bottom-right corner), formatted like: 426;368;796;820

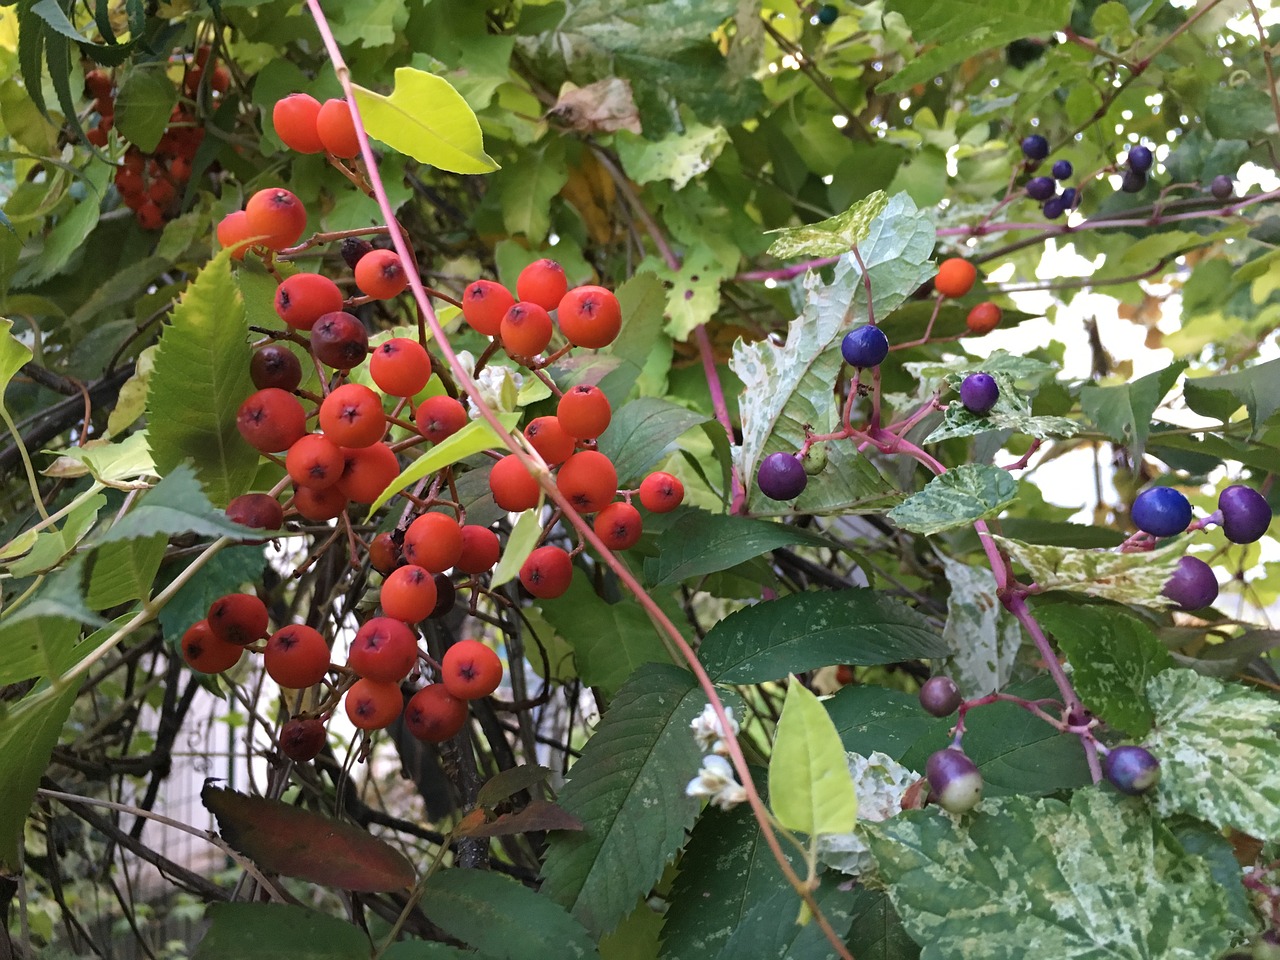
644;509;832;587
887;464;1018;536
731;193;933;516
156;545;265;640
597;273;667;406
114;62;178;153
202;784;415;892
96;465;253;545
1034;603;1173;737
699;588;947;683
539;571;670;695
353;68;498;174
596;397;708;485
192;903;369;960
1145;668;1280;838
718;879;857;960
991;534;1183;609
4;491;105;577
615;123;730;190
421;869;598;960
491;139;567;242
539;663;714;937
866;789;1244;959
770;678;857;836
145;251;258;506
1081;362;1187;461
1183;358;1280;437
765;191;890;259
490;507;542;588
939;554;1020;697
456;799;583;837
84;534;166;609
846;885;921;960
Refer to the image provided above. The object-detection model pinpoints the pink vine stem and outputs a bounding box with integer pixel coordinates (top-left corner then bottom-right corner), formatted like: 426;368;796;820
302;4;853;956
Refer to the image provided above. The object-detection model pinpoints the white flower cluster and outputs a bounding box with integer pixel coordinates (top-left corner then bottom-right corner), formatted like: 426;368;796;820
454;351;524;417
816;750;918;880
685;704;746;810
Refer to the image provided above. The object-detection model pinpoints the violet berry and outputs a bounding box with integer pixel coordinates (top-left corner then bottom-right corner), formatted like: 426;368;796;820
959;373;998;416
1218;484;1272;544
1127;145;1153;173
757;452;807;501
1020;134;1049;161
1121;168;1147;193
1103;745;1160;795
1210;174;1233;200
1162;555;1218;611
919;676;962;717
1131;486;1192;538
1051;159;1073;180
841;325;890;368
926;748;983;814
1026;176;1056;201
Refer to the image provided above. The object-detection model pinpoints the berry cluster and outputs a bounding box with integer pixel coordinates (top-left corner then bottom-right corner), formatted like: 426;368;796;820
1020;134;1079;219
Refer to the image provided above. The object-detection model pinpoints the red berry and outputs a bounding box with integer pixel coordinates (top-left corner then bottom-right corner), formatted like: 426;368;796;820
369;532;402;574
264;624;331;688
136;201;165;230
344;678;403;730
380;565;439;622
279;716;327;762
291;483;348;522
516;258;568;311
370;337;431;397
275;273;344;331
500;301;554;359
556;450;618;514
316;98;361;158
519;545;573;599
207;593;269;646
440;639;503;700
182;620;244;674
965;301;1001;336
354;249;408;299
638;471;684;513
273;93;325;154
319;383;386;448
84;69;113;100
557;285;622;349
415;395;468;444
556;384;611;439
225;493;285;531
461;279;515;336
934;258;977;299
456;525;501;574
347;616;419;683
336;442;400;504
285;433;346;490
217;210;255;260
244;187;308;251
489;454;541;512
403;512;464;573
237;388;308;453
524;416;576;465
404;684;468;742
311;311;370;371
593;502;643;550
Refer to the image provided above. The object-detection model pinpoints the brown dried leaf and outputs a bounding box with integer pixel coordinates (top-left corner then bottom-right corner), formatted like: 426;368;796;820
549;79;642;136
455;800;583;838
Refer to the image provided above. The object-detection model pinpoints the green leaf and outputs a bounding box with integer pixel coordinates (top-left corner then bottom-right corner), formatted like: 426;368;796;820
990;534;1183;609
476;764;552;810
145;251;258;506
0;316;33;395
1080;362;1187;461
114;62;179;153
845;886;921;960
866;789;1245;959
84;534;166;609
1184;358;1280;437
717;879;857;960
1033;603;1173;737
539;663;708;937
369;414;521;514
765;191;890;260
596;397;708;485
597;272;668;407
1145;668;1280;838
353;67;498;174
381;943;475;960
0;679;82;871
539;571;671;696
644;510;832;587
770;678;857;836
887;464;1018;537
97;465;254;545
490;139;567;242
420;869;599;960
731;194;931;517
698;588;947;683
13;162;108;288
615;123;730;190
490;507;543;588
938;553;1021;697
192;902;369;959
0;614;77;687
156;545;266;640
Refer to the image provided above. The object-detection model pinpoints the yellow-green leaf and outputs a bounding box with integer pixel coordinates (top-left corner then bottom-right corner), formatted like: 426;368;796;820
491;508;543;588
768;677;857;836
353;68;499;175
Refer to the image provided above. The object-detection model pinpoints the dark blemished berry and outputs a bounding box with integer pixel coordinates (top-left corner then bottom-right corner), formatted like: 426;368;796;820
1042;196;1067;219
341;237;374;270
1162;555;1219;611
1131;486;1192;538
841;325;890;368
919;676;962;717
1121;168;1147;193
1127;145;1153;173
926;748;983;814
1052;159;1073;180
1026;176;1056;201
1020;134;1049;161
1103;745;1160;795
280;716;327;762
816;3;838;24
1218;484;1272;544
757;452;808;501
1210;174;1234;200
959;373;998;415
250;344;302;392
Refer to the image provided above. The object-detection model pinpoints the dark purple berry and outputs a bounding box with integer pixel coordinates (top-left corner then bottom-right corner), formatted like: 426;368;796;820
250;344;302;392
1042;196;1067;219
428;572;456;619
1127;145;1153;173
926;748;983;814
816;3;838;24
1210;174;1234;200
1051;159;1073;180
340;237;374;270
919;676;962;717
757;452;808;501
1219;484;1272;544
1162;555;1218;610
1020;134;1049;161
1103;745;1160;795
841;325;890;368
1061;187;1078;209
1026;176;1056;201
959;373;998;416
1131;486;1192;538
311;311;370;371
1120;169;1147;193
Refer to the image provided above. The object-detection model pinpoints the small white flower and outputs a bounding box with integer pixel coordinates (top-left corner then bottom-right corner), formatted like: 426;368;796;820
468;364;524;417
690;704;739;756
685;755;747;810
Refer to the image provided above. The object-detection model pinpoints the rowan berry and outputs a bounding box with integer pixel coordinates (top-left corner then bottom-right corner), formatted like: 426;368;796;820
594;502;643;550
335;442;400;504
404;684;469;742
370;337;431;397
524;416;575;465
500;301;554;358
244;187;308;251
264;624;331;688
456;525;501;574
273;93;325;154
489;454;541;512
440;639;503;700
556;384;611;439
557;285;622;349
461;279;515;336
638;471;684;513
354;249;408;300
182;620;244;674
556;450;618;514
319;383;386;448
519;545;574;599
403;512;464;573
344;678;403;730
275;273;344;331
347;616;419;683
237;388;308;453
207;593;269;647
415;395;468;444
380;565;439;622
316;98;360;158
516;258;568;311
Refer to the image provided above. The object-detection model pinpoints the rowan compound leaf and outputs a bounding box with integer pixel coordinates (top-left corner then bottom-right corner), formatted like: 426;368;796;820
96;464;254;545
765;191;890;259
201;785;415;892
731;193;933;516
353;68;498;174
698;588;947;683
867;790;1245;959
1145;668;1280;838
990;534;1183;609
887;464;1019;537
145;251;258;506
769;678;857;837
420;869;599;960
192;902;369;960
539;663;718;937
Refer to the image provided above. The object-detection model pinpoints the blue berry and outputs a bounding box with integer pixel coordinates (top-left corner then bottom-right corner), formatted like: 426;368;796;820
1162;556;1218;610
1061;187;1078;209
841;325;890;368
1026;176;1056;201
926;748;983;814
1218;484;1272;544
1020;134;1049;161
816;3;838;24
1042;196;1067;219
959;373;998;415
1103;745;1160;795
1131;486;1192;538
1127;145;1153;173
1210;174;1233;200
757;452;807;501
1052;159;1073;180
919;676;961;717
1120;168;1147;193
